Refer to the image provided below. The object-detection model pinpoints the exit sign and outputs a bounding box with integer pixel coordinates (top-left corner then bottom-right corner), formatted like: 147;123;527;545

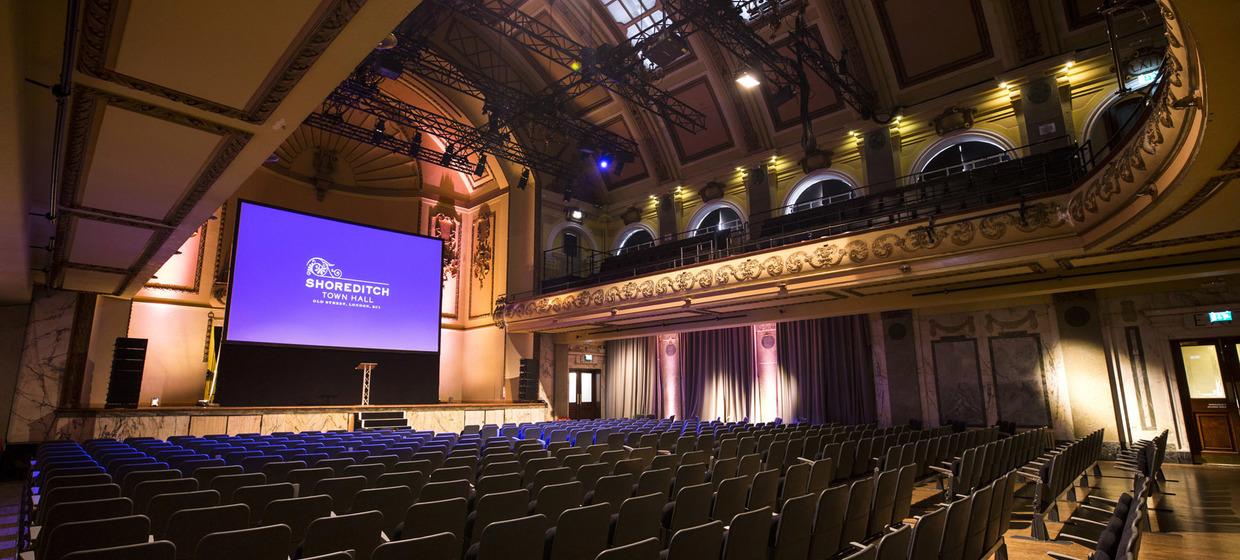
1209;310;1233;324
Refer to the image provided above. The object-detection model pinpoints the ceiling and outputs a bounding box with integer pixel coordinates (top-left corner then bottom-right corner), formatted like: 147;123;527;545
0;0;423;302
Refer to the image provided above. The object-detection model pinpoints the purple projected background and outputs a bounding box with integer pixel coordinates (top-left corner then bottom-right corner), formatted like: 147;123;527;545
226;202;442;352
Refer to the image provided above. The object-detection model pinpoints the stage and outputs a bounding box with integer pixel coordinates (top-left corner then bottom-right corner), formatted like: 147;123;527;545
46;402;550;442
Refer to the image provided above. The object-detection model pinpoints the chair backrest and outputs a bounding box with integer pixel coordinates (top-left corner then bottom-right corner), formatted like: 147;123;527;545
42;514;152;560
373;531;458;560
469;488;532;544
892;464;917;523
133;478;199;514
59;541;175;560
711;476;749;524
419;479;472;503
401;497;468;543
263;495;333;555
962;482;994;560
474;514;548;560
612;493;665;547
38;483;123;525
634;467;673;501
547;503;610;560
209;473;265;503
589;473;636;515
166;503;250;560
666;521;724;560
120;469;180;498
534;481;585;522
148;489;222;537
530;466;574;494
196;523;291;560
312;475;368;513
782;463;812;504
869;469;900;537
771;493;815;560
748;468;780;511
667;482;712;534
907;505;947;560
302;510;384;560
938;495;973;560
841;542;878;560
876;523;912;560
597;536;661;560
841;476;874;545
350;486;415;536
40;496;134;551
722;507;772;560
809;483;849;560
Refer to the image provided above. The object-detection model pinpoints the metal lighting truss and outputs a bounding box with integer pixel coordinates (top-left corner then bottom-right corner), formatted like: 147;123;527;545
432;0;707;132
625;0;878;119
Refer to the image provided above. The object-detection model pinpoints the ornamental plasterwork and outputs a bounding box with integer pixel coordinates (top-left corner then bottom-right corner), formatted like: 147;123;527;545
429;212;461;282
472;207;494;287
493;0;1202;330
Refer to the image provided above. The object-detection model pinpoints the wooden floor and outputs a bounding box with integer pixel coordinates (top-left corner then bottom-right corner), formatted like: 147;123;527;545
910;461;1240;559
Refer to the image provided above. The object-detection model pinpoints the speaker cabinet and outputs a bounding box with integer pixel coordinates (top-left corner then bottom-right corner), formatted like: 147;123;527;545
106;337;147;408
518;358;539;402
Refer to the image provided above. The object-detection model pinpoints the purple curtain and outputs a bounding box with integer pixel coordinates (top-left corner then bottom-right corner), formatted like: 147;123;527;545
603;336;662;418
677;326;756;421
776;316;876;424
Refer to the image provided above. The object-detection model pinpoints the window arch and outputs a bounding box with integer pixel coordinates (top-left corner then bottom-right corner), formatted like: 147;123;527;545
614;224;656;253
1082;90;1145;161
688;200;744;235
910;131;1016;179
782;170;859;214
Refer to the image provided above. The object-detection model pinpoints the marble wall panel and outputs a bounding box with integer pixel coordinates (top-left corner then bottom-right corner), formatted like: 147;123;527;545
407;409;464;434
226;415;263;435
7;291;77;443
259;413;350;434
463;409;486;428
932;339;986;426
49;416;92;441
483;409;504;426
989;334;1053;427
188;415;228;437
93;415;191;441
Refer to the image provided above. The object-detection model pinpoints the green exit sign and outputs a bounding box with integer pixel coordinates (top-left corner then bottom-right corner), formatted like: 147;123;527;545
1209;310;1233;323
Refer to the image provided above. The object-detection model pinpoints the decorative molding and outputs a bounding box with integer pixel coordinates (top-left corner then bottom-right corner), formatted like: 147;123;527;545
1109;172;1240;251
472;206;494;287
930;316;976;338
429;212;462;281
143;223;209;293
984;309;1038;333
1222;140;1240;171
77;0;368;123
1008;0;1046;62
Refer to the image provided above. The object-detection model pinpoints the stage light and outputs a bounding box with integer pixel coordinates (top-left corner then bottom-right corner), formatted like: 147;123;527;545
408;130;422;157
474;158;486;177
566;207;584;223
516;168;530;190
597;154;613;170
441;144;455;167
735;66;761;90
371;119;386;144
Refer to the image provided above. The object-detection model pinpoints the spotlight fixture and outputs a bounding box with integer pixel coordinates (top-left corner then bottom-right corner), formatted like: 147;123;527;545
371;119;386;144
735;66;762;90
597;153;613;170
473;158;486;177
408;130;422;157
516;168;530;190
440;144;455;167
566;207;584;223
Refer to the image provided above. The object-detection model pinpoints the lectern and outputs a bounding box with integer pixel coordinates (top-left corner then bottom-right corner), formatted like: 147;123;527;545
355;362;378;405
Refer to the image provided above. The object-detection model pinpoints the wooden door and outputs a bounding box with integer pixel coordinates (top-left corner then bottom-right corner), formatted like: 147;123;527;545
568;369;601;419
1173;338;1240;463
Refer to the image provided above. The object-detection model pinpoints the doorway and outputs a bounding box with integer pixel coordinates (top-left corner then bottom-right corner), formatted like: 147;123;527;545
1171;338;1240;463
568;369;601;419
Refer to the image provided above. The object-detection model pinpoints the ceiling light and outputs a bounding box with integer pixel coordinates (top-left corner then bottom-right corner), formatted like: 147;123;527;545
735;69;761;90
440;144;455;167
567;207;584;223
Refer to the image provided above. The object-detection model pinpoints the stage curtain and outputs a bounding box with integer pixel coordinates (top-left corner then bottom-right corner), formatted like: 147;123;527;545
603;336;662;418
678;326;756;421
776;315;876;424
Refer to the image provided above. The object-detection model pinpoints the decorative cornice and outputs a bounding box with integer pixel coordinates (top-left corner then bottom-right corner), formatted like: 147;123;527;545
1110;172;1239;251
77;0;367;123
143;223;209;294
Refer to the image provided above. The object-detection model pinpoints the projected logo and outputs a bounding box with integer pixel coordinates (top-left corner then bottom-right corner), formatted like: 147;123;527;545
305;257;390;310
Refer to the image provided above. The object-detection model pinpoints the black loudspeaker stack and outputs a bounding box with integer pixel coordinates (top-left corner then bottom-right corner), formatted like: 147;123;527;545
517;358;539;402
105;337;147;408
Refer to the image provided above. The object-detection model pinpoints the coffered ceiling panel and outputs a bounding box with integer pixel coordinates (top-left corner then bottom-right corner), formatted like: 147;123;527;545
78;104;223;219
665;77;733;164
66;218;154;269
874;0;993;87
112;0;325;109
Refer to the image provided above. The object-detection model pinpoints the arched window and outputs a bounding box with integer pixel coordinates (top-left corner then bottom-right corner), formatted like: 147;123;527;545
690;206;743;235
912;132;1016;181
545;223;598;278
1083;93;1145;160
616;227;655;254
783;171;858;214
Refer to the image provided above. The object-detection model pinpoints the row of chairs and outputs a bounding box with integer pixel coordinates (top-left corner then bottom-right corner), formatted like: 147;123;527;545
1050;475;1149;560
1018;429;1104;540
932;428;1051;500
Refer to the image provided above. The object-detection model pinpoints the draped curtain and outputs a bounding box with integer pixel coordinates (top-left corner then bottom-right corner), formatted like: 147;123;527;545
678;326;756;421
776;315;876;424
603;336;662;418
